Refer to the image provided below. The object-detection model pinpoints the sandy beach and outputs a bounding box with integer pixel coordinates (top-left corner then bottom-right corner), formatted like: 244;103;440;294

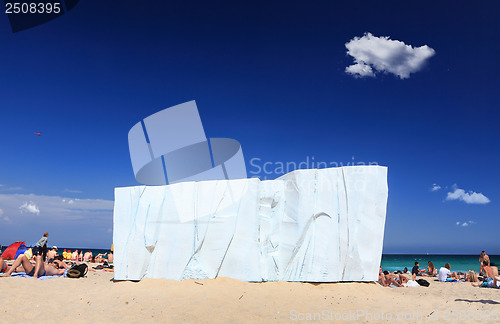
1;269;499;323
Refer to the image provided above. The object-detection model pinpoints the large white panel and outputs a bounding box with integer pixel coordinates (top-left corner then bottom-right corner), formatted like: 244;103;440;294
113;166;388;282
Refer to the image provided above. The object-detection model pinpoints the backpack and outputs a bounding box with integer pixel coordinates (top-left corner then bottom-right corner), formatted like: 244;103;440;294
68;263;88;278
416;278;430;287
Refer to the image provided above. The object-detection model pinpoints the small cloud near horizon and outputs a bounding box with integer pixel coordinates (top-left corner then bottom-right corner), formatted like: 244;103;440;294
446;185;490;204
345;32;435;79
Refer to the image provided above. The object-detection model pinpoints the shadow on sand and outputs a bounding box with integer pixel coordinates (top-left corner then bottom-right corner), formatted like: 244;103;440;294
455;298;500;305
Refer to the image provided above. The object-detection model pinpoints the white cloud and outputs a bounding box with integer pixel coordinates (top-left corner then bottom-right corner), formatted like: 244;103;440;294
0;193;113;222
456;220;476;227
345;62;374;77
446;186;490;204
19;201;40;215
431;184;441;192
345;32;435;79
0;207;3;215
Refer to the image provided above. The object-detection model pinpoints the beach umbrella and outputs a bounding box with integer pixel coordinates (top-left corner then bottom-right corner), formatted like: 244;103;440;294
0;241;27;260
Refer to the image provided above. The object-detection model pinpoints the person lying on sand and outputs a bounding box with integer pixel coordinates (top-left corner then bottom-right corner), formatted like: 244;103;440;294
52;258;71;270
438;263;459;282
378;268;409;287
1;254;65;278
471;275;500;289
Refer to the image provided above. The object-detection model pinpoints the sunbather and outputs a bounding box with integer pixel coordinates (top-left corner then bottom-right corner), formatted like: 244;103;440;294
378;268;408;287
1;254;65;278
472;276;500;289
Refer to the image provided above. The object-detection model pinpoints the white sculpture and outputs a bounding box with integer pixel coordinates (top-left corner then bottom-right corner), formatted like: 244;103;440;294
113;165;388;282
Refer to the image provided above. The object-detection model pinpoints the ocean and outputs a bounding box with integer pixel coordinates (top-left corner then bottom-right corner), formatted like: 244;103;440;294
381;254;500;274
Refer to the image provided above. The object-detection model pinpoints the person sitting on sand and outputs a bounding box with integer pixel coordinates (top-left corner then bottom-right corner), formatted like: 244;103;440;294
107;251;113;264
425;261;437;276
83;251;92;262
411;262;425;280
71;249;79;261
479;251;496;275
46;246;58;262
438;263;459;282
403;267;409;274
481;261;499;280
95;253;107;263
1;254;65;278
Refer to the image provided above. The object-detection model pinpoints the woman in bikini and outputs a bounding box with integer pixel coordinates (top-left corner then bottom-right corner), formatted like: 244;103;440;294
426;261;437;276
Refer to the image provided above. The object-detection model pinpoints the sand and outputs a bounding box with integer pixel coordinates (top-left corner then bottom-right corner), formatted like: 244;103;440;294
1;271;499;323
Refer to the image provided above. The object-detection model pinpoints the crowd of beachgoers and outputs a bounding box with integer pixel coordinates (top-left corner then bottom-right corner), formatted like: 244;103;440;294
379;251;499;289
1;232;113;279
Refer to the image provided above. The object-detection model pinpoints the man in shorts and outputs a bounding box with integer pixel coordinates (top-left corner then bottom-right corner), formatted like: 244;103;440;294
1;253;65;278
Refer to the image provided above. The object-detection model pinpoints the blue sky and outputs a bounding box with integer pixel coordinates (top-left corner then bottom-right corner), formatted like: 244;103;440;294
0;0;498;253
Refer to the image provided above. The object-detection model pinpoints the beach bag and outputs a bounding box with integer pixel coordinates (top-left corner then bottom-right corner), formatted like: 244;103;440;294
416;279;430;287
68;263;88;278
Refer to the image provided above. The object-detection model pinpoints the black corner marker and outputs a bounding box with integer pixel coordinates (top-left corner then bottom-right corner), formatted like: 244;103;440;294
4;0;80;33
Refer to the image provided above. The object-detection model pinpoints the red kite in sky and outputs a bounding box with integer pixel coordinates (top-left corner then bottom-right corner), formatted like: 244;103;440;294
34;132;41;136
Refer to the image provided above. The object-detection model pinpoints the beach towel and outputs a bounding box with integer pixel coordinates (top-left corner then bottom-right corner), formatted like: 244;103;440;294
10;271;67;280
